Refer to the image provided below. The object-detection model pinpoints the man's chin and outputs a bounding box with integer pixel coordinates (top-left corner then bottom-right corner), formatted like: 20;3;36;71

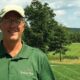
9;36;19;41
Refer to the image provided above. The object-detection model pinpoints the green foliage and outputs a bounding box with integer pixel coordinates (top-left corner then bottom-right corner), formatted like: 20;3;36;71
24;0;56;52
23;0;70;54
68;28;80;32
67;28;80;43
68;31;80;42
49;24;70;51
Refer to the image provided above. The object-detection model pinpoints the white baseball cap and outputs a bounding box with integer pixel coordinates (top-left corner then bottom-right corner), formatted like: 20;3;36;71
0;5;25;18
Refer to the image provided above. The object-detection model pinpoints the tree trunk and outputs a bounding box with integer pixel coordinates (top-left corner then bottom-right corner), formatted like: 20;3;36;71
60;52;62;62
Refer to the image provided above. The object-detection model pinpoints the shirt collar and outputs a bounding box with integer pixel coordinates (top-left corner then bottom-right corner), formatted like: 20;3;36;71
0;40;32;59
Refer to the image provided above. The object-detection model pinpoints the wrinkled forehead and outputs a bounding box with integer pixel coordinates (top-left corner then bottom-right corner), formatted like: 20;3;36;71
3;11;22;19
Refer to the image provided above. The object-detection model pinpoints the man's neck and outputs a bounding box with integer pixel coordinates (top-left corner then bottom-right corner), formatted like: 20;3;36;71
3;39;22;57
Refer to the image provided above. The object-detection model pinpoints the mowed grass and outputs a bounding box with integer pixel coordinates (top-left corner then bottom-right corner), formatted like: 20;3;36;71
51;64;80;80
48;43;80;61
48;43;80;80
66;43;80;57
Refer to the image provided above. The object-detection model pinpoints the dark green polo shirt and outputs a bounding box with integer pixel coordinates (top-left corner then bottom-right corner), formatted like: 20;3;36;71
0;41;55;80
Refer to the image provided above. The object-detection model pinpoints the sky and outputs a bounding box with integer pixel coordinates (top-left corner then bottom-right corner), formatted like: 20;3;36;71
0;0;80;28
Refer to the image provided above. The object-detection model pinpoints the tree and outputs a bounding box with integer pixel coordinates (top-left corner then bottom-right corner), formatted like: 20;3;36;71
48;24;70;61
24;0;56;52
23;0;70;61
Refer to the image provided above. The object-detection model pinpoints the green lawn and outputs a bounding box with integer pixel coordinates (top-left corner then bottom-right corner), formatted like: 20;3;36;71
48;43;80;79
66;43;80;56
48;43;80;60
51;64;80;80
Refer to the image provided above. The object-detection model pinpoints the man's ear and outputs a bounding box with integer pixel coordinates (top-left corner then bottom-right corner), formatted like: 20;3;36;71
0;23;2;30
0;23;1;29
0;22;1;28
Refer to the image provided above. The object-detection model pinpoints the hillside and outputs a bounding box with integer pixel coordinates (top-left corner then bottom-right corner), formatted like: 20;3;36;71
67;28;80;32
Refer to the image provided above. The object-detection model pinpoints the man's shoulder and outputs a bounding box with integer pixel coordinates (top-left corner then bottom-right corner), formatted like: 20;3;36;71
23;43;47;59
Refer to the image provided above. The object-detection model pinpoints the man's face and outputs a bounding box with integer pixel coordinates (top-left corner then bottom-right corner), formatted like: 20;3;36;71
0;11;25;41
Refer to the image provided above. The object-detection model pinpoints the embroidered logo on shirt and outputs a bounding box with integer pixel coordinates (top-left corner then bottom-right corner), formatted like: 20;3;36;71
20;71;33;76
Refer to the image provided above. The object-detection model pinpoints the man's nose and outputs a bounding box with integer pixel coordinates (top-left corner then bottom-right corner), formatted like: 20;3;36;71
9;22;18;28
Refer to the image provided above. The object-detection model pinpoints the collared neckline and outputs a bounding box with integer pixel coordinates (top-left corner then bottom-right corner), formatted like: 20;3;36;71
0;40;32;59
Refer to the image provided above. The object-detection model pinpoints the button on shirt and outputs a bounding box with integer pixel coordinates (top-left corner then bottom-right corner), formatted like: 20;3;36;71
0;41;55;80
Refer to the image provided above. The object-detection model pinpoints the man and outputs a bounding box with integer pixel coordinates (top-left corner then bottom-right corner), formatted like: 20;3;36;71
0;5;55;80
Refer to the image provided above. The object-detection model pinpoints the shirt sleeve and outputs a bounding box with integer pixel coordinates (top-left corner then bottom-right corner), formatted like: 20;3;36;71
39;53;55;80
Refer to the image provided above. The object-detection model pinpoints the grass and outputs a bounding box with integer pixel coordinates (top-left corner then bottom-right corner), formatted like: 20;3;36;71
51;64;80;80
66;43;80;57
48;43;80;61
48;43;80;80
50;59;80;64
